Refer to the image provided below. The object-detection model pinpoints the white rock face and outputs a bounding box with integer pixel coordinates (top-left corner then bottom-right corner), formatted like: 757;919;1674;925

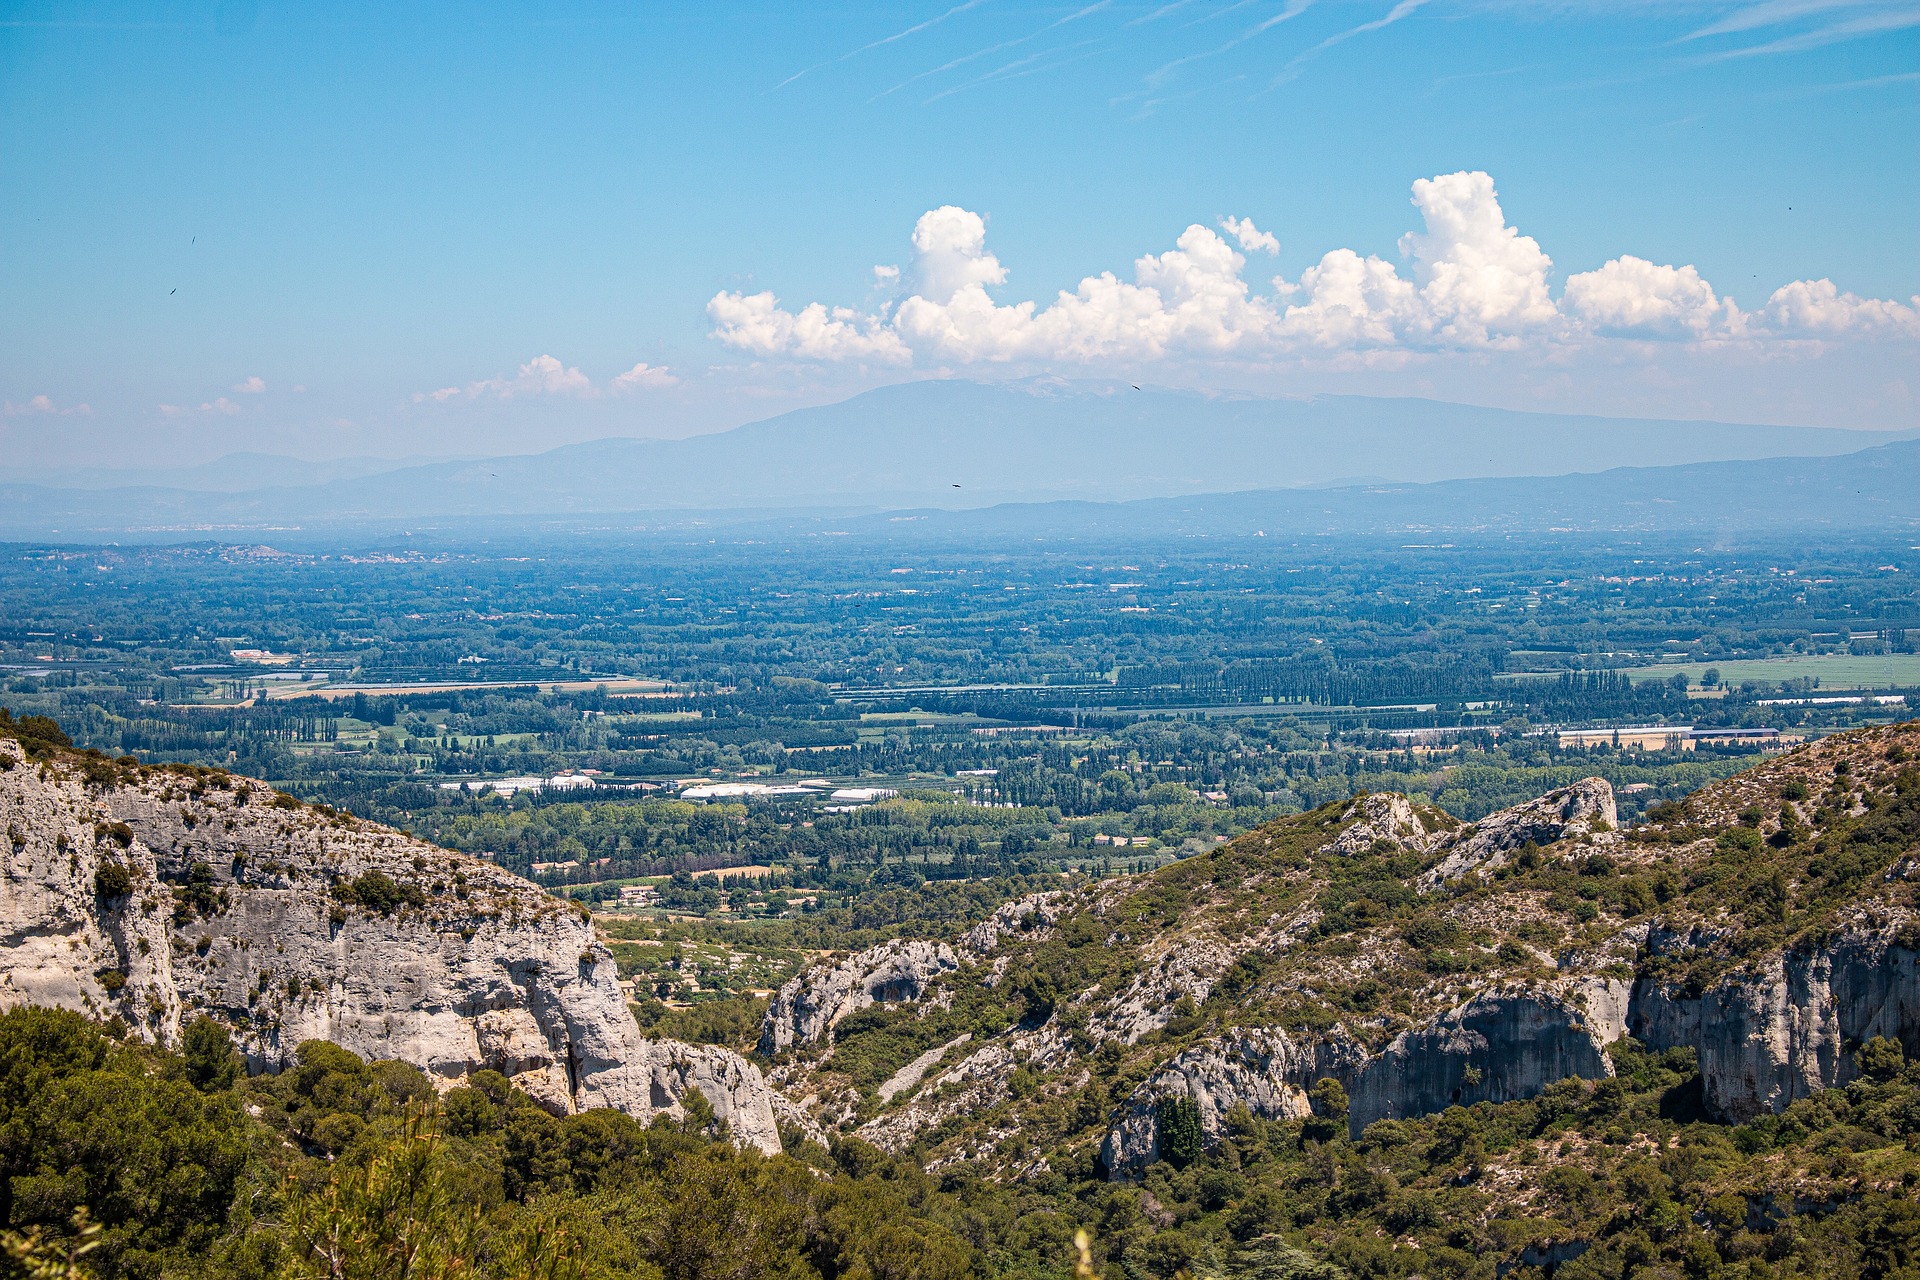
0;741;783;1153
1101;1029;1364;1177
878;1033;972;1103
856;1023;1072;1155
1099;982;1629;1177
1086;936;1237;1046
1345;986;1620;1133
758;938;960;1055
1421;778;1617;887
1324;794;1433;857
1631;922;1920;1121
960;891;1067;954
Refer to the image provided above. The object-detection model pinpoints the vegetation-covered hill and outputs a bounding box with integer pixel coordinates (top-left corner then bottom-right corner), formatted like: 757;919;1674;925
0;717;1915;1279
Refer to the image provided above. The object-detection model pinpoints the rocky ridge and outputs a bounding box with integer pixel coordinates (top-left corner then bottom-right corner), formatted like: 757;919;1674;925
761;726;1920;1180
0;734;787;1153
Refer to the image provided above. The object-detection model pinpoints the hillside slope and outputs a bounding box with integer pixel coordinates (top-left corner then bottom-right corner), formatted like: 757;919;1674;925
761;724;1920;1179
0;720;788;1152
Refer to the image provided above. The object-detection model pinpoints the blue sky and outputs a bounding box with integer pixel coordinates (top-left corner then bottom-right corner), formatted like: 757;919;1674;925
1;0;1916;469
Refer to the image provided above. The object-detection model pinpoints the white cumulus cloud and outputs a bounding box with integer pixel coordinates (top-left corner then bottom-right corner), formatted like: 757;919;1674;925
1760;278;1920;337
159;397;240;417
3;394;91;417
610;362;679;392
1397;171;1557;347
707;291;911;363
1275;249;1421;349
707;172;1920;368
232;375;267;394
911;205;1009;302
489;354;593;398
417;354;655;404
1220;216;1279;255
1564;256;1742;340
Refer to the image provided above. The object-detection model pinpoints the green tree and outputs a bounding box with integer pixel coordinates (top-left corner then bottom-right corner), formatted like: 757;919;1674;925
180;1019;239;1094
1156;1094;1203;1168
282;1114;585;1280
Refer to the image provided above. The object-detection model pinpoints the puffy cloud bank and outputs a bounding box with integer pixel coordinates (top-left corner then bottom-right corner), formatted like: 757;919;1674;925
708;172;1919;367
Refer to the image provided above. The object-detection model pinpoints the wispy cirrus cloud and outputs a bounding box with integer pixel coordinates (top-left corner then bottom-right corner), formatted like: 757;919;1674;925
1679;0;1920;56
1272;0;1430;86
774;0;988;91
1137;0;1314;93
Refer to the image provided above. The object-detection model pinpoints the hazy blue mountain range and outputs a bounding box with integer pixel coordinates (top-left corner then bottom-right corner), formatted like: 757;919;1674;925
0;379;1909;538
849;435;1920;540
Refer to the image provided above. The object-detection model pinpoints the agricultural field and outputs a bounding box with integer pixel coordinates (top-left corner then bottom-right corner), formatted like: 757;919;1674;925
1620;652;1920;688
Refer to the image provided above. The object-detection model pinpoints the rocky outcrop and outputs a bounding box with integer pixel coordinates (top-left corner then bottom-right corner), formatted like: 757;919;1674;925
1100;1029;1363;1177
1324;794;1434;857
960;891;1067;954
758;939;960;1056
0;740;784;1153
1097;923;1920;1175
877;1033;972;1103
1421;778;1617;887
1086;937;1237;1045
1632;924;1920;1121
1345;985;1621;1133
771;732;1919;1175
856;1023;1072;1155
1100;986;1624;1176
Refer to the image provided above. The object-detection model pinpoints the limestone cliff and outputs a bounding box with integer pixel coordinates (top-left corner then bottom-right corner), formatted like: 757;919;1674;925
758;938;960;1056
0;736;784;1153
1631;917;1920;1121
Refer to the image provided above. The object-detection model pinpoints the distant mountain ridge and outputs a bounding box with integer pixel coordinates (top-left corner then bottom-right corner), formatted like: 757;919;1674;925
0;380;1907;537
857;436;1920;539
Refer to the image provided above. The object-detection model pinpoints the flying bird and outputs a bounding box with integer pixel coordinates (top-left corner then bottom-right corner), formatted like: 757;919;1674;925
951;483;962;488
169;288;176;295
1131;385;1140;390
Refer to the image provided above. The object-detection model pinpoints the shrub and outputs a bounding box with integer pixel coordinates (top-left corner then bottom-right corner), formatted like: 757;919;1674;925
94;861;133;900
5;713;71;752
331;870;426;915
